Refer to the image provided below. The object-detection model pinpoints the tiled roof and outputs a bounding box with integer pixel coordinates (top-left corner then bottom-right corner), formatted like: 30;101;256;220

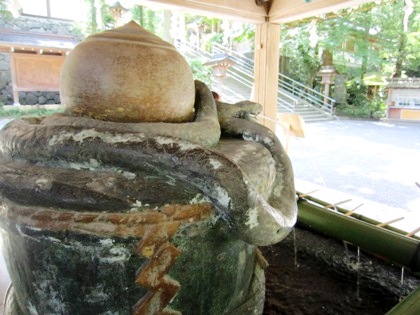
0;28;78;51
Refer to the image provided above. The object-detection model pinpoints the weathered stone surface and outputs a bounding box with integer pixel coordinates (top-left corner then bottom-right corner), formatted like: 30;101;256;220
1;227;146;314
38;95;47;104
45;92;56;100
0;89;296;245
0;54;10;71
41;80;220;148
61;21;195;123
25;92;38;105
0;22;297;315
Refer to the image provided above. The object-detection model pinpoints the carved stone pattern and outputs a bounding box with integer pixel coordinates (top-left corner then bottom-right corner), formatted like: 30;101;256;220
1;202;213;314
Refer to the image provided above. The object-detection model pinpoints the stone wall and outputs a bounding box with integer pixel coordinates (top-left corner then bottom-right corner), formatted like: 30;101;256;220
0;15;78;35
0;15;80;105
0;52;12;105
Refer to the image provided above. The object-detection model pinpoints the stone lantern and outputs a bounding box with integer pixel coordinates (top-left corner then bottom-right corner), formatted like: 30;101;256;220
204;53;235;94
317;50;337;104
109;1;127;27
318;66;336;85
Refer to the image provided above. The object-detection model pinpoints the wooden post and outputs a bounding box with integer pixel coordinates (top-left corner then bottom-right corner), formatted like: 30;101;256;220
277;113;306;154
9;52;20;106
253;22;280;132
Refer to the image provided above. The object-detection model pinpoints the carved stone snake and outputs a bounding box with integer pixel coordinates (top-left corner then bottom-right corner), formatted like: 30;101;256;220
0;80;297;246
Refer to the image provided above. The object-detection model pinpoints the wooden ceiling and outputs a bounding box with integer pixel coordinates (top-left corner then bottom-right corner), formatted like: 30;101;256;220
139;0;374;24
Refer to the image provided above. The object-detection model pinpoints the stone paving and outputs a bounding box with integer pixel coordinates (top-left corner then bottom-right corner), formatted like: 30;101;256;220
277;118;420;236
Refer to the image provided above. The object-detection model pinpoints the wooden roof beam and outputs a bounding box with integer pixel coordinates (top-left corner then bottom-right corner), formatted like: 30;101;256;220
268;0;374;24
138;0;268;23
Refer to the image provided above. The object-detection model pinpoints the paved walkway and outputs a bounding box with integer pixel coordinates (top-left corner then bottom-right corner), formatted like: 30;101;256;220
277;119;420;235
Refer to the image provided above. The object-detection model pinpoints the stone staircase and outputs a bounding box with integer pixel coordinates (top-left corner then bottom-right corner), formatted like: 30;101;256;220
216;67;253;103
277;89;335;123
280;104;334;122
177;41;336;123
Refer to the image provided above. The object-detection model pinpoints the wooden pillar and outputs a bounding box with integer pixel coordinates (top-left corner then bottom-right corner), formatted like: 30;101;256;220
162;10;173;44
9;52;20;106
252;22;280;132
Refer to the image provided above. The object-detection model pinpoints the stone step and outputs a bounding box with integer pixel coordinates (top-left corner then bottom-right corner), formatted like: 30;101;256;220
294;108;322;113
303;117;333;123
278;103;335;123
180;44;335;124
295;110;327;116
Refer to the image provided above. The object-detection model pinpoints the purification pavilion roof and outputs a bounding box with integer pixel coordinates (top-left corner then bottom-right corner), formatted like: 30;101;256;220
139;0;374;24
0;28;78;53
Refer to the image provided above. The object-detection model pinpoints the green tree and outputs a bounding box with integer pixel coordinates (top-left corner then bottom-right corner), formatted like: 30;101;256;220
282;0;419;84
131;5;163;37
85;0;98;34
335;0;418;78
378;0;419;77
315;5;381;80
82;0;116;35
280;23;320;87
0;0;12;20
99;0;114;29
405;27;420;77
188;59;212;85
279;0;420;119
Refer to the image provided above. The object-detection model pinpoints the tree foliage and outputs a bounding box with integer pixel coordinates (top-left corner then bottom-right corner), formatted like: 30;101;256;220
83;0;115;35
131;5;163;36
281;0;419;84
0;0;12;20
280;24;321;86
279;0;418;118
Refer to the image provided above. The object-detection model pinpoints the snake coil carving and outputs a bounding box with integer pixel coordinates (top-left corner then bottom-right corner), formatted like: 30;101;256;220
0;80;296;245
0;80;297;314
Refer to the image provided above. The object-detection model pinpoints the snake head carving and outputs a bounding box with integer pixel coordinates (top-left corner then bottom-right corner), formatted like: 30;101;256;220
216;100;263;124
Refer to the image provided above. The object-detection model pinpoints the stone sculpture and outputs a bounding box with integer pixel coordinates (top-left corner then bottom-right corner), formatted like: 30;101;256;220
0;21;297;315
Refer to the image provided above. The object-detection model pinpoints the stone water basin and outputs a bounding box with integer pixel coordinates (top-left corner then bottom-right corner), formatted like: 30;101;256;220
262;226;420;315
